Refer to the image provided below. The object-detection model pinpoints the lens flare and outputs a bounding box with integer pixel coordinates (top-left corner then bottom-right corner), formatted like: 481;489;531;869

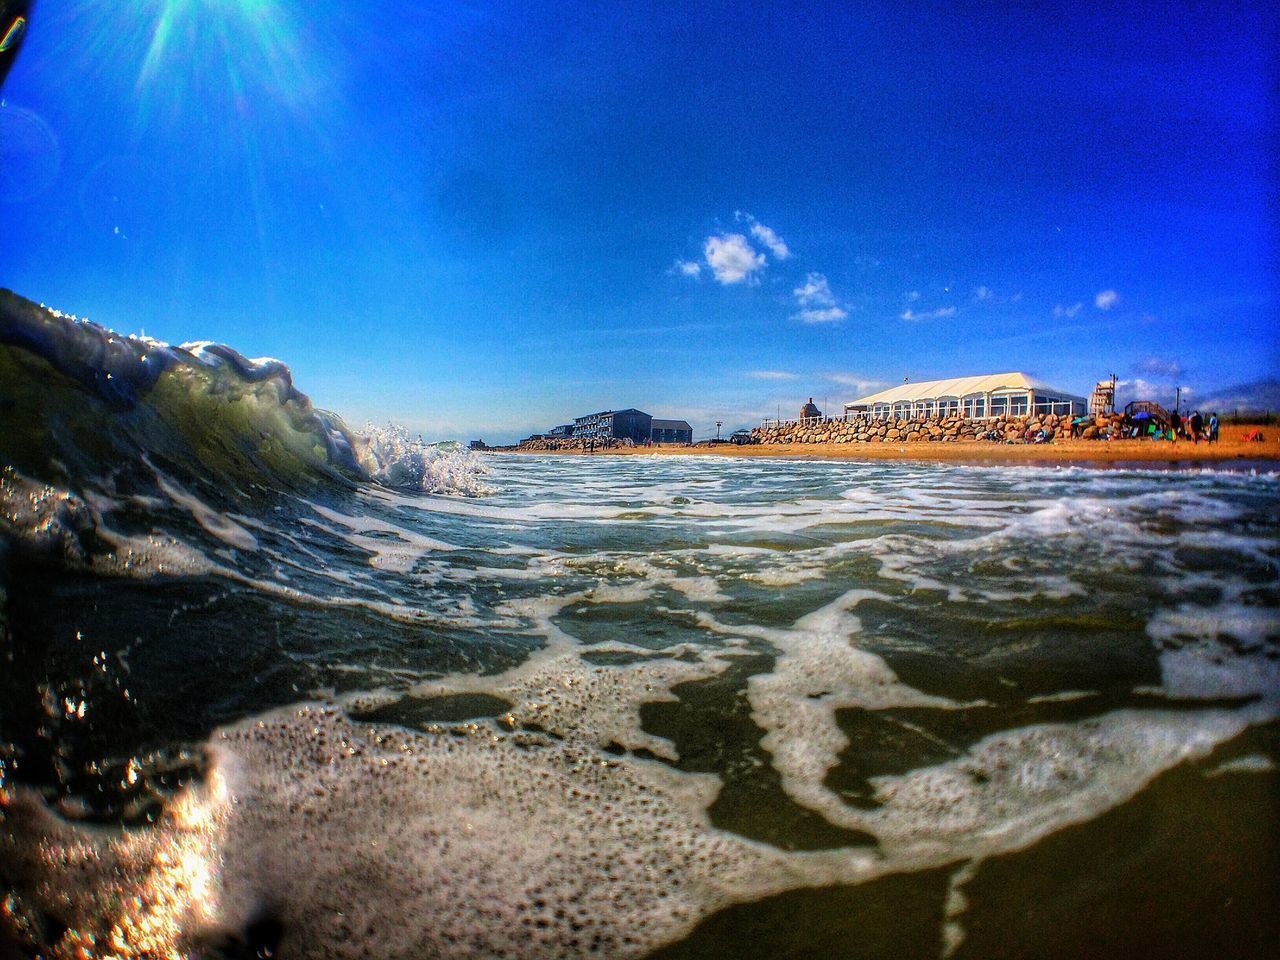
137;0;327;115
0;15;26;53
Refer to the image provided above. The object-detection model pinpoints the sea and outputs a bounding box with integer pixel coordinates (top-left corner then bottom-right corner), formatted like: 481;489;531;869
2;290;1278;959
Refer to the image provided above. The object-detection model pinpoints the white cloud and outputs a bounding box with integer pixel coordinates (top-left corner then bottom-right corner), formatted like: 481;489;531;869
796;307;847;324
703;233;766;284
826;373;889;395
972;286;1023;305
794;272;836;307
748;370;799;381
899;306;956;322
1197;377;1280;411
905;290;921;302
1133;356;1183;379
674;260;701;277
1114;377;1167;405
748;222;790;260
733;211;791;260
792;272;846;323
1053;302;1083;318
1095;289;1119;310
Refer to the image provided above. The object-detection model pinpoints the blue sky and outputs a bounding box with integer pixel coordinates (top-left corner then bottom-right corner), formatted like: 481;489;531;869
1;0;1275;441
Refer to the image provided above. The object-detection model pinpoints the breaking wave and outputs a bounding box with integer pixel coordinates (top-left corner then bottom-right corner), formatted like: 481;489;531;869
0;288;489;505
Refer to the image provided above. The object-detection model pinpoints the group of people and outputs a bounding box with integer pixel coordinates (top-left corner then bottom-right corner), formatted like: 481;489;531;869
1169;410;1219;444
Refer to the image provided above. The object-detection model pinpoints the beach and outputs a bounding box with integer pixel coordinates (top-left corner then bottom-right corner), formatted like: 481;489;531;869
503;423;1280;465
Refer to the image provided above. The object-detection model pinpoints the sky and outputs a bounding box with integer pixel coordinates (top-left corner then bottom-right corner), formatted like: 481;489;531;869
0;0;1275;442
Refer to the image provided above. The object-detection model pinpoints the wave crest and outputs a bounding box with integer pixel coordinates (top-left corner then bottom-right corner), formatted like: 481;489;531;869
0;289;489;500
357;423;493;496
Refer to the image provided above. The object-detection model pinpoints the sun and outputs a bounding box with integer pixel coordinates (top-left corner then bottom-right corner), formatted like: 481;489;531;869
136;0;324;116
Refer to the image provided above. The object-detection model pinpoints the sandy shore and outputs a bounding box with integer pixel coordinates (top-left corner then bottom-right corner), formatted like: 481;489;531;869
499;424;1280;465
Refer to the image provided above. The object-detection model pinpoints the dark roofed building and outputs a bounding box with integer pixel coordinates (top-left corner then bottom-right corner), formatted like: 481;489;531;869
572;409;652;443
650;419;692;444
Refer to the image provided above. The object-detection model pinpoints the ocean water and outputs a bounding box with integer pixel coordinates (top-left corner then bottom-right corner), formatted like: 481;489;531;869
2;294;1279;958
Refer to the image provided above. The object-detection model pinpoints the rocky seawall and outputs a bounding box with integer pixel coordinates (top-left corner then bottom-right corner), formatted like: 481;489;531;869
516;437;638;451
751;412;1127;445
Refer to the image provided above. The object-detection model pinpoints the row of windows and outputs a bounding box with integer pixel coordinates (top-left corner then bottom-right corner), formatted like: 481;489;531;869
651;428;692;442
855;392;1084;420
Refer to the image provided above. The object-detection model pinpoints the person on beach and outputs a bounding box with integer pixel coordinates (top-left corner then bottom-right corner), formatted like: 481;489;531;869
1190;410;1203;444
1170;410;1181;441
1209;412;1219;443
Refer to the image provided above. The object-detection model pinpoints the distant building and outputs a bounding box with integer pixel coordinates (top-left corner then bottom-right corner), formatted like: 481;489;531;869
650;419;692;444
572;409;652;443
842;372;1085;419
547;424;574;439
1089;378;1116;415
469;439;488;451
800;398;823;420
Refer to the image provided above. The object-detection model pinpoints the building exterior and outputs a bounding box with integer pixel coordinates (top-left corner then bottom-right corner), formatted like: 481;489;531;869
800;398;823;420
1089;378;1116;415
572;409;653;442
547;424;573;439
650;419;692;443
842;373;1085;420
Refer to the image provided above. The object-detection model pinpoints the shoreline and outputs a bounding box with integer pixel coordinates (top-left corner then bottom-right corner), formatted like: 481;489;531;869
491;426;1280;467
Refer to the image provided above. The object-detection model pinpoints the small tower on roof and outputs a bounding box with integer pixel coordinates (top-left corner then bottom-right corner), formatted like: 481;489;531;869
800;397;823;420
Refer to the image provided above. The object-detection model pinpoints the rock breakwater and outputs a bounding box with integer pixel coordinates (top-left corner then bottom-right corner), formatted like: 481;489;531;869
517;437;638;452
751;412;1127;445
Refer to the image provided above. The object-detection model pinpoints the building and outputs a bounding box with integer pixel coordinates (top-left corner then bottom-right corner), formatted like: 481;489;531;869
800;398;823;420
842;372;1086;420
572;409;653;443
1089;378;1116;415
468;439;488;451
650;419;692;444
546;424;573;439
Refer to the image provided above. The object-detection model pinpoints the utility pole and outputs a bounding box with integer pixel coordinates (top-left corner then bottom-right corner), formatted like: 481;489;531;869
1175;386;1182;415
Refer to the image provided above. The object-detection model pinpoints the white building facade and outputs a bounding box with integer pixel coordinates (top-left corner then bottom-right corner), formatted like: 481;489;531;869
843;373;1086;421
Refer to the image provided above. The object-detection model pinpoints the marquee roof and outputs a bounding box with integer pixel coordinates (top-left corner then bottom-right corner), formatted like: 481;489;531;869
844;372;1084;407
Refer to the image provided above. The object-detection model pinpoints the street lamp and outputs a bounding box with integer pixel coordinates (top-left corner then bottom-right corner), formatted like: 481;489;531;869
715;420;722;440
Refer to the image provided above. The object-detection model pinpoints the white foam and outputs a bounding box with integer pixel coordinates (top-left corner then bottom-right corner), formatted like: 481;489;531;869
1205;753;1276;777
694;590;964;821
0;467;219;579
6;456;1278;956
302;500;456;572
5;650;1261;959
153;469;259;553
356;423;494;496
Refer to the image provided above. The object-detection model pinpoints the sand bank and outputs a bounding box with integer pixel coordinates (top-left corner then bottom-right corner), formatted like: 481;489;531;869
499;425;1280;465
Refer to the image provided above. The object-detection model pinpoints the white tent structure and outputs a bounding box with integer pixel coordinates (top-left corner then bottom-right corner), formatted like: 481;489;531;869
843;372;1086;420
